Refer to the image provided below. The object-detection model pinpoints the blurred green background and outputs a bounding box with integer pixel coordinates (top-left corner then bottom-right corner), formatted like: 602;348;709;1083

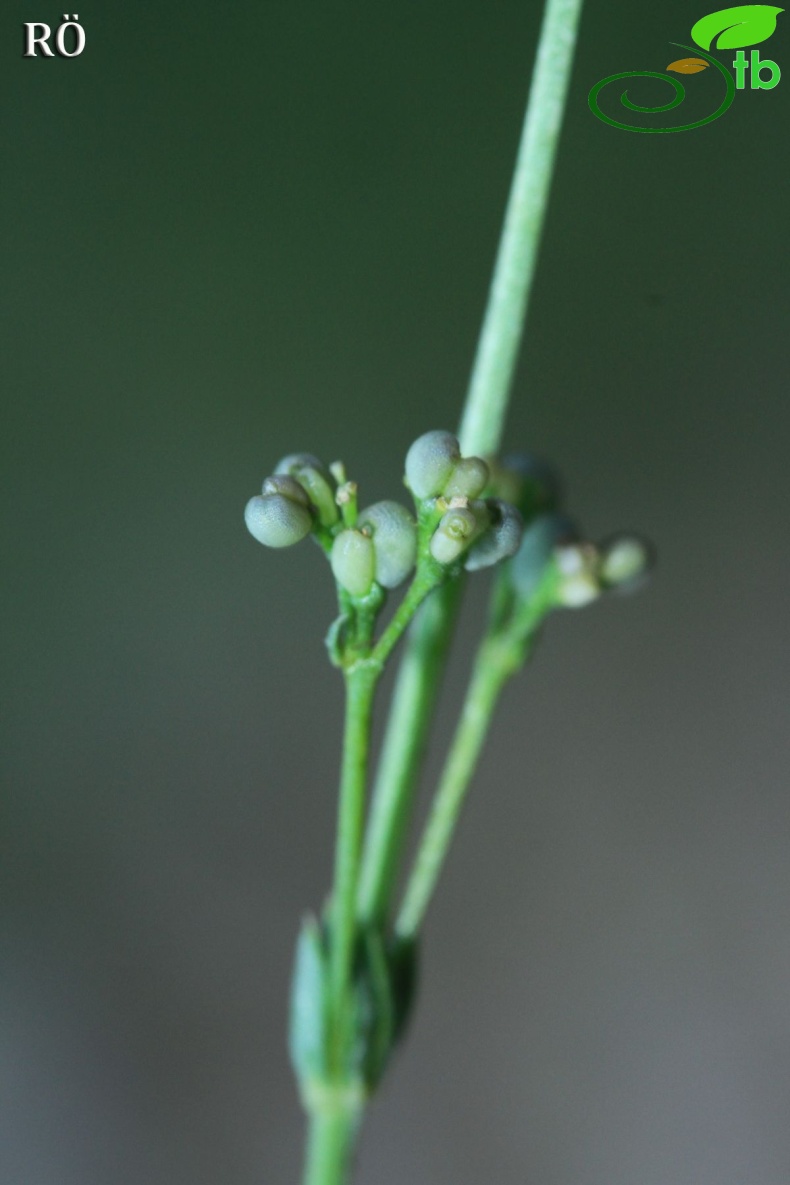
4;2;790;1182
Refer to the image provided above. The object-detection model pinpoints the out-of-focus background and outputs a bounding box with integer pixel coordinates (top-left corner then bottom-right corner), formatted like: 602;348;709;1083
4;2;790;1181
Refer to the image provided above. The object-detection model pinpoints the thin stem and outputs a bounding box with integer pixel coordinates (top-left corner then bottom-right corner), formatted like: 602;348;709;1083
303;1105;361;1185
357;0;585;933
396;573;558;940
459;0;585;456
394;638;514;940
329;667;378;1015
357;580;463;926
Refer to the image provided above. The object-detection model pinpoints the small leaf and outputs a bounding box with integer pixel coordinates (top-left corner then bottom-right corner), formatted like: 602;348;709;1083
666;56;710;72
691;5;783;50
289;917;329;1086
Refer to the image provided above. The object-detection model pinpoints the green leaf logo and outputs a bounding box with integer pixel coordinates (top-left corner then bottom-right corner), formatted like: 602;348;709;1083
691;4;783;49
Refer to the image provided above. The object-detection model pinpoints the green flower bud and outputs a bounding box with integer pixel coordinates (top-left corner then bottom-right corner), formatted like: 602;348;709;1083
509;513;578;599
331;529;376;597
443;456;490;500
405;431;460;499
465;499;523;571
599;533;654;594
555;543;601;608
358;501;417;590
262;474;311;505
274;453;339;527
429;506;479;565
244;492;313;548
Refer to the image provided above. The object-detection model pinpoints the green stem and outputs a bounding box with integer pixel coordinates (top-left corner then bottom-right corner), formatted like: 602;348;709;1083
357;0;584;934
458;0;585;456
329;667;378;1016
396;571;558;940
303;1105;361;1185
394;637;514;940
357;579;463;926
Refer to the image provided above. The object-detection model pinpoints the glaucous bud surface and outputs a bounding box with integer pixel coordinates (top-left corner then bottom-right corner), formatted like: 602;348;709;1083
262;474;311;505
244;493;313;548
509;513;578;599
464;499;523;571
331;529;376;597
358;501;418;590
405;431;461;499
429;506;479;565
443;456;490;500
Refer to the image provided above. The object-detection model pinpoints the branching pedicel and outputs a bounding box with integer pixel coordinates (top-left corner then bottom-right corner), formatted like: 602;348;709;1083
243;1;653;1181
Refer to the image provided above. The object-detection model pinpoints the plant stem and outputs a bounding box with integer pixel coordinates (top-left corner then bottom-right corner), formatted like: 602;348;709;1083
357;579;463;926
396;571;558;940
394;637;514;940
303;1105;361;1185
329;666;378;1016
459;0;585;456
358;0;585;932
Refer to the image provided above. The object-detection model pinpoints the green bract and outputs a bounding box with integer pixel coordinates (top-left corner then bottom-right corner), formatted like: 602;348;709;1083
331;529;376;597
404;430;461;499
464;498;523;571
244;492;313;548
358;501;417;590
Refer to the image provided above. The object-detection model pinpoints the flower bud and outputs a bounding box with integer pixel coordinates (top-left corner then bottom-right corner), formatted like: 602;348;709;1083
429;506;479;565
555;543;600;608
405;431;461;499
464;499;523;571
358;501;417;590
262;474;311;505
244;492;313;548
331;529;376;597
443;456;490;500
509;514;578;599
598;533;654;594
274;453;339;527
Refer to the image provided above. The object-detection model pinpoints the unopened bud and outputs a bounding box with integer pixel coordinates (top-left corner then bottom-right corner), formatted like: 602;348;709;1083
358;501;417;589
465;499;523;571
331;530;376;597
274;453;339;527
429;506;479;565
405;430;461;499
599;534;654;594
443;456;490;500
555;543;600;608
244;492;313;548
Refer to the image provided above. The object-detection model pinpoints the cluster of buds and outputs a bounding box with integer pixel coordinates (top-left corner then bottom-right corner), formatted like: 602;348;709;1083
498;458;654;609
404;430;523;571
244;432;528;601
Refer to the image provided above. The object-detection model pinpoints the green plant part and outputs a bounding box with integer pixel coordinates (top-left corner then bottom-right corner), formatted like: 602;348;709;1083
276;452;340;527
357;502;417;590
331;530;377;598
464;498;524;571
404;430;461;499
244;487;313;548
599;533;655;593
429;506;482;565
